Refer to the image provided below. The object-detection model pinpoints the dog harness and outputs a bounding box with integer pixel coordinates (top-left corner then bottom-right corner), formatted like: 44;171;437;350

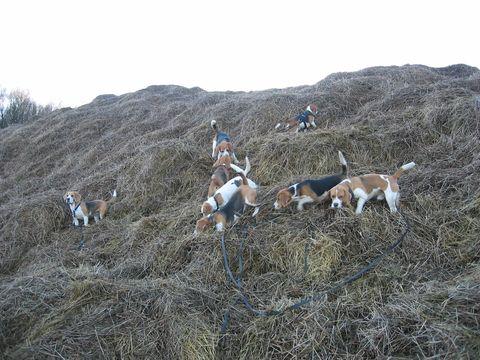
216;131;230;143
295;111;311;126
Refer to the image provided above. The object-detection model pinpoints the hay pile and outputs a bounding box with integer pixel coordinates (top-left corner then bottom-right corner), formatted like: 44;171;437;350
1;64;479;358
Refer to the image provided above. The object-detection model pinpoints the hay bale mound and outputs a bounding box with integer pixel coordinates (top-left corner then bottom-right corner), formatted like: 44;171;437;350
1;64;479;358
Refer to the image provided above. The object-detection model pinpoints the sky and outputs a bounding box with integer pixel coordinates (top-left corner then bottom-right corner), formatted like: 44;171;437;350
1;0;479;107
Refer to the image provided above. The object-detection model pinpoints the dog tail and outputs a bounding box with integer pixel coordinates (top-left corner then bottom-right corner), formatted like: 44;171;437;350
230;156;250;176
210;119;219;133
108;189;117;203
338;151;348;176
244;156;251;175
230;164;249;186
392;162;416;179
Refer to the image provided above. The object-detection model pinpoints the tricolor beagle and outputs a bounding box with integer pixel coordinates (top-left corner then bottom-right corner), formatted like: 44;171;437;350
275;104;319;132
195;168;259;234
201;159;256;215
211;120;239;164
208;154;251;197
64;190;117;226
274;151;347;211
328;162;416;214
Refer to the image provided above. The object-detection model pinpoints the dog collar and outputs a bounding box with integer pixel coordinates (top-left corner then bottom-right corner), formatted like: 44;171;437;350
289;184;298;197
71;203;80;217
213;195;220;210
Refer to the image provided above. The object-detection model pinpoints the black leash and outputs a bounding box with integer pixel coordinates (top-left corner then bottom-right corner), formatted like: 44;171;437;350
66;203;86;250
219;209;411;319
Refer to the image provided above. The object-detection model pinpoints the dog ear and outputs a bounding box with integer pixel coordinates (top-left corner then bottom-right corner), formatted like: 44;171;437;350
63;193;68;202
73;192;81;203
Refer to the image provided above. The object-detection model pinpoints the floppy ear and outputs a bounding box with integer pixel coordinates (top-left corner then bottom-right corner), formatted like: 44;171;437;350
213;156;231;168
73;192;81;203
344;188;353;208
279;192;292;207
226;143;233;152
63;193;68;203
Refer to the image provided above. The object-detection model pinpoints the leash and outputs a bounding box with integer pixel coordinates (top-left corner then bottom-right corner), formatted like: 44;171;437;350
219;209;411;321
66;203;86;250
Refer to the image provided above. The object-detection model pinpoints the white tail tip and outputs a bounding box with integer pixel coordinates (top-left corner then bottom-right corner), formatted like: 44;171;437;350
230;163;244;175
210;119;217;128
244;156;251;175
401;162;416;171
338;151;347;166
112;189;117;197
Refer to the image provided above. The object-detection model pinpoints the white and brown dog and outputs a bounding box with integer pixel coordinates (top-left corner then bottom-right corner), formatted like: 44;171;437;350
195;169;259;234
274;151;348;211
64;190;117;226
208;154;251;197
275;104;319;132
211;119;239;164
328;162;416;214
201;160;257;216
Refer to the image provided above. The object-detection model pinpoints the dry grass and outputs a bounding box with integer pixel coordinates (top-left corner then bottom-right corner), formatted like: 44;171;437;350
1;64;479;359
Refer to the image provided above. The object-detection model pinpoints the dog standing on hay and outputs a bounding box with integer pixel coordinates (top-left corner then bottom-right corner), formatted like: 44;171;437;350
64;190;117;226
328;162;416;214
275;104;319;132
211;119;239;164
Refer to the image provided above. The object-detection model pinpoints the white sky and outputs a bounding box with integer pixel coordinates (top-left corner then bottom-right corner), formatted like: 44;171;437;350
1;0;479;107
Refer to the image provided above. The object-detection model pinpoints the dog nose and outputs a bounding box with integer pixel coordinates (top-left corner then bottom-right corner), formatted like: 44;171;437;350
333;203;338;208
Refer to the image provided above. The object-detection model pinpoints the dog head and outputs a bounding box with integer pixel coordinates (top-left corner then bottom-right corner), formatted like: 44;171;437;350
306;104;318;116
201;201;214;216
329;184;351;209
217;141;233;154
213;155;232;168
274;188;294;209
194;215;214;235
63;191;81;205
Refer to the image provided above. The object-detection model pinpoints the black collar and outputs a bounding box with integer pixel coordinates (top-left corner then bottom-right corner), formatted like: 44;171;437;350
72;203;80;216
288;184;298;197
213;195;220;210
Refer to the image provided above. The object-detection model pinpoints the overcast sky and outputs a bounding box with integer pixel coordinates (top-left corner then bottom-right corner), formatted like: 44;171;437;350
1;0;478;107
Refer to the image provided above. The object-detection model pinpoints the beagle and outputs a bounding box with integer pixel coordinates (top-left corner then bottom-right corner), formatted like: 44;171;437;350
64;190;117;226
275;104;319;132
201;159;256;215
208;154;251;197
274;151;347;211
195;169;259;234
208;154;234;197
328;162;416;214
211;120;239;164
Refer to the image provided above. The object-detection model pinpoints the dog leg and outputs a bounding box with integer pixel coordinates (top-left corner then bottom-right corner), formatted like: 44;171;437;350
297;196;313;211
83;216;89;226
355;198;367;214
385;190;398;213
94;214;100;223
297;122;306;133
232;152;240;164
211;139;217;158
73;218;79;226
